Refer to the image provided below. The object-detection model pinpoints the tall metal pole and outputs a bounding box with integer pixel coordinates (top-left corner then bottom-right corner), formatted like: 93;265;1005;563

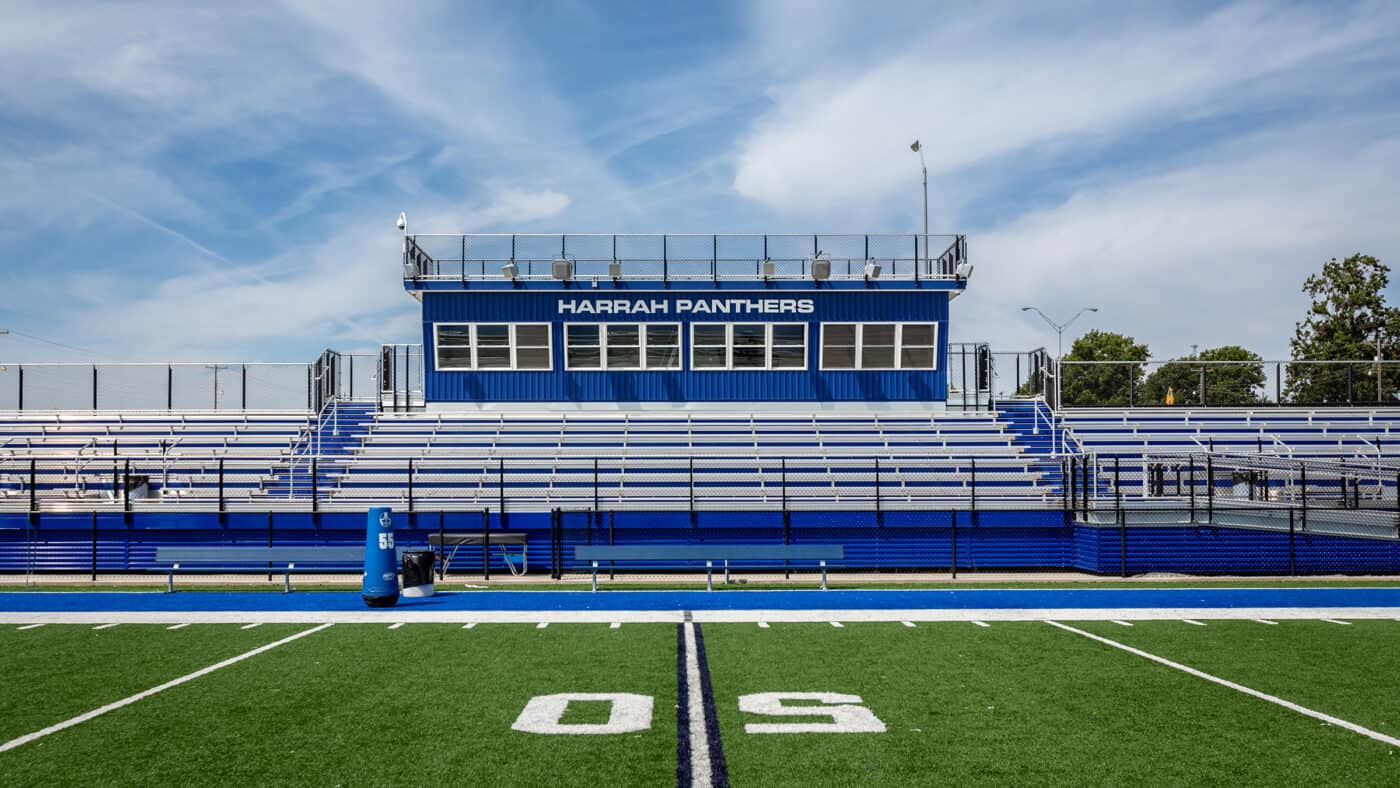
911;140;929;275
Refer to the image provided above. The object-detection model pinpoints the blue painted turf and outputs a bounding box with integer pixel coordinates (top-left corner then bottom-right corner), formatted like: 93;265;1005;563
3;587;1400;613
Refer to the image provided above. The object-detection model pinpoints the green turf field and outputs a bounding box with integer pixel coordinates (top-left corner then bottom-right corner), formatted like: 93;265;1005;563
2;620;1398;786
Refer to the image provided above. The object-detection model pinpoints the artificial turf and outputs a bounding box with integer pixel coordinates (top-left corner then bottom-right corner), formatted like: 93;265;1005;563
3;620;1400;786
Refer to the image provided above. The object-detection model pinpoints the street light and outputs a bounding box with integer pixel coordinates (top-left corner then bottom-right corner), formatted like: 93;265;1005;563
1021;306;1099;454
1021;306;1099;360
910;140;928;276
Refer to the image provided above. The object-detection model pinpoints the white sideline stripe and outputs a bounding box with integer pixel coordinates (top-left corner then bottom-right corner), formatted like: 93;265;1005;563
93;623;119;630
1254;619;1279;625
830;621;844;628
610;622;621;629
240;623;261;630
1047;621;1400;749
536;622;549;629
971;621;990;628
17;624;45;631
901;621;916;628
0;623;333;755
5;607;1400;626
1110;620;1133;627
387;623;404;630
682;622;713;787
1182;620;1207;626
1321;619;1351;626
166;623;190;630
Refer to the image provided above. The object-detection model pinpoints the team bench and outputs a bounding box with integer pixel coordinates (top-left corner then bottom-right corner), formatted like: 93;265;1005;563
155;546;372;593
573;544;844;591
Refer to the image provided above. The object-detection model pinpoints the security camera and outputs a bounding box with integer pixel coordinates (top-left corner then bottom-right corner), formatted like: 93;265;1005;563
396;212;407;232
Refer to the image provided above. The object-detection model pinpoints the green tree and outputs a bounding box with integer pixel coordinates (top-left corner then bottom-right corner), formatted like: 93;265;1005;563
1286;254;1400;404
1059;330;1149;406
1140;346;1267;406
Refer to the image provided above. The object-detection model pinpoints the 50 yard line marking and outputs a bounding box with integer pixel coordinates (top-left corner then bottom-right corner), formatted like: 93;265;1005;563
0;623;334;754
1047;621;1400;748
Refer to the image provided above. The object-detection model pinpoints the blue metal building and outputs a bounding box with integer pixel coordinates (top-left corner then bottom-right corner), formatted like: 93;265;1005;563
399;233;972;408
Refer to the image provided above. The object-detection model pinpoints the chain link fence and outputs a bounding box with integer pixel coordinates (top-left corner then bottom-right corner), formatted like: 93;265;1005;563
1060;359;1400;407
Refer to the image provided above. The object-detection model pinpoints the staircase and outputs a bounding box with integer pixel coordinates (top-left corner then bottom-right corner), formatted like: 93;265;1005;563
998;398;1069;496
261;401;376;499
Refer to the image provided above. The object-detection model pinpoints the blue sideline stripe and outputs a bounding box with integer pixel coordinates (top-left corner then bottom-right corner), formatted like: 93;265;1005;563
5;587;1400;613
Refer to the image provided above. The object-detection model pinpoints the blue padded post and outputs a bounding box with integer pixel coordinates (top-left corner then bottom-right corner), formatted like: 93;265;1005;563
362;507;399;608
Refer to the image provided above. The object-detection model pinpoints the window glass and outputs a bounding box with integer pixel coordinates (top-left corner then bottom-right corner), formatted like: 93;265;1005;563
476;324;509;346
438;346;473;369
516;348;551;370
900;348;935;369
607;324;640;346
515;325;549;347
863;324;896;346
693;324;727;369
771;346;805;368
733;346;766;368
770;324;806;369
644;324;680;370
567;346;601;369
477;347;511;368
822;324;857;369
437;325;472;346
732;324;766;346
566;324;599;343
771;324;804;345
902;324;935;346
899;323;936;370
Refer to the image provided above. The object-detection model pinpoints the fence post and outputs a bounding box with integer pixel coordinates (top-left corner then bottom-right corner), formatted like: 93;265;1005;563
17;365;23;411
1199;365;1206;407
1206;454;1213;524
1189;456;1196;522
482;508;491;581
406;458;414;519
1275;362;1282;404
92;364;98;410
1347;364;1354;405
498;459;506;529
166;365;173;410
241;365;248;410
874;458;882;524
1128;363;1136;407
1288;507;1296;575
1300;464;1308;532
1068;457;1077;512
437;511;445;581
311;457;319;516
122;460;131;514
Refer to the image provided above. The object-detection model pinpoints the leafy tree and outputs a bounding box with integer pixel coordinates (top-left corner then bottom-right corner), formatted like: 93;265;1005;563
1286;254;1400;404
1059;330;1149;406
1141;346;1267;406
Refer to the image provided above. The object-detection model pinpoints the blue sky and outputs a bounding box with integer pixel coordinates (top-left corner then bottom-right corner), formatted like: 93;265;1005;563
1;0;1398;363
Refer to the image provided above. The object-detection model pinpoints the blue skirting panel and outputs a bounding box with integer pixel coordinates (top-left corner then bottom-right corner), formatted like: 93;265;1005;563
2;510;1397;575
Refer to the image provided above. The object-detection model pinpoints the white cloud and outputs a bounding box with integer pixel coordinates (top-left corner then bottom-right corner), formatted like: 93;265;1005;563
732;2;1396;222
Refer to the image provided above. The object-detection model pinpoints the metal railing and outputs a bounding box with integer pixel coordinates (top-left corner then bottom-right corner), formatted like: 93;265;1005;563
402;233;968;284
1059;359;1400;408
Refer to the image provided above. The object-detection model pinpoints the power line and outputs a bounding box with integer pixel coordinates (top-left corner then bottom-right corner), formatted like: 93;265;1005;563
0;328;103;358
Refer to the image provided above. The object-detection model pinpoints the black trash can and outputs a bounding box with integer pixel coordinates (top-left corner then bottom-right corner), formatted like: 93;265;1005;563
401;550;436;598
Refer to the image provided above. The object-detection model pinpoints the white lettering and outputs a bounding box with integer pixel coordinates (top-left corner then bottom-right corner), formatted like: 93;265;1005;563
512;693;654;735
558;298;817;316
738;692;886;734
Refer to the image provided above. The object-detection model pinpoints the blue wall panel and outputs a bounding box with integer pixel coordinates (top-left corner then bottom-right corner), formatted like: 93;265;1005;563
421;289;951;403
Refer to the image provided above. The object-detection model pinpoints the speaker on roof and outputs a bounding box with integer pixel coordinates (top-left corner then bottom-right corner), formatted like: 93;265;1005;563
812;253;830;281
553;258;574;280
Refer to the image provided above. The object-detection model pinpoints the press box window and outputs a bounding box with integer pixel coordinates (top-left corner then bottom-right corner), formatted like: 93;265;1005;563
565;323;681;370
691;323;807;370
821;323;938;370
434;323;551;371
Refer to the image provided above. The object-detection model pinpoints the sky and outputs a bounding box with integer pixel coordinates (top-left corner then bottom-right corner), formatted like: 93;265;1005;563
1;0;1398;364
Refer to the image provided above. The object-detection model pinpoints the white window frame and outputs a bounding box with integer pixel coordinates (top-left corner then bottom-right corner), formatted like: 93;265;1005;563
433;322;553;372
819;323;939;371
689;322;808;371
562;322;682;371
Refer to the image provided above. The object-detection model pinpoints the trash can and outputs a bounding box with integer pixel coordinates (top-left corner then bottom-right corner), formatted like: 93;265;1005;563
401;550;436;598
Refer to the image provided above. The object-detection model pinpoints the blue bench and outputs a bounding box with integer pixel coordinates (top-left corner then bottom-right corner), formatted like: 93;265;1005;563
573;544;844;591
156;546;374;593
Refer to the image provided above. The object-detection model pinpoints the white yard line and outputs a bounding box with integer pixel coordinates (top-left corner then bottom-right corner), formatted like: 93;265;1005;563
240;623;261;630
0;623;333;755
901;621;916;628
93;623;119;630
830;621;844;628
610;622;621;629
1110;620;1134;627
536;622;549;629
1182;620;1207;626
971;620;990;628
462;622;477;629
757;621;769;628
1321;619;1351;626
1253;619;1279;625
1047;621;1400;749
166;623;190;630
16;623;45;631
682;622;713;787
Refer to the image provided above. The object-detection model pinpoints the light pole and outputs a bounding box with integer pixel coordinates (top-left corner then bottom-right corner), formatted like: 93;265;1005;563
1021;306;1099;455
910;140;928;275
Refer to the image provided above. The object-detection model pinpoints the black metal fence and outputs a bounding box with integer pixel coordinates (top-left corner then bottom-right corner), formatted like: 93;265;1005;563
1060;359;1400;407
